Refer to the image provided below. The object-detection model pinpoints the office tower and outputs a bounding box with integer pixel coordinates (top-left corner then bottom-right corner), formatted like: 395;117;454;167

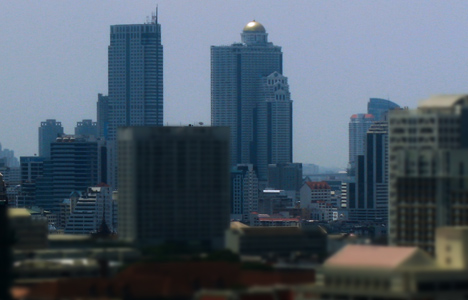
348;121;388;223
389;95;468;254
35;136;106;214
368;98;400;121
212;21;292;181
38;119;64;158
17;156;46;207
97;93;109;139
255;72;293;179
118;126;230;249
267;163;302;191
231;164;258;222
0;144;19;168
348;113;375;173
75;119;98;137
107;10;163;189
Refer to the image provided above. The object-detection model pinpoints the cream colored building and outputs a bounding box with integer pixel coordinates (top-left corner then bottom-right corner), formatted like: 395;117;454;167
389;95;468;253
296;226;468;300
9;208;48;250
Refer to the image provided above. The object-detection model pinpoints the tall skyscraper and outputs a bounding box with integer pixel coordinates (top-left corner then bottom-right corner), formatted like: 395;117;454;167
368;98;400;121
211;21;292;181
389;95;468;254
108;10;163;139
348;121;388;223
38;119;64;158
348;114;375;173
118;126;230;249
107;9;163;188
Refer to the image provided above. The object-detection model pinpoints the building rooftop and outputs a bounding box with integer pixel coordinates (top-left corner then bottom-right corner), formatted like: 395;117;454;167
8;208;31;218
418;94;468;109
305;181;331;190
324;244;434;269
243;20;266;32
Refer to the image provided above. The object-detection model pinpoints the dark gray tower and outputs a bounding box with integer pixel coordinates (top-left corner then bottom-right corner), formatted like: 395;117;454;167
211;21;290;181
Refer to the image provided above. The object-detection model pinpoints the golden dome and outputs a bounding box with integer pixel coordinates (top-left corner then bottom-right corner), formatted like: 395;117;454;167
243;20;266;33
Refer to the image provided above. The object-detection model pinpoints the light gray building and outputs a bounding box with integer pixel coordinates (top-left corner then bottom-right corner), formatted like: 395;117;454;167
38;119;64;158
118;126;230;249
106;9;163;189
211;21;292;181
389;95;468;254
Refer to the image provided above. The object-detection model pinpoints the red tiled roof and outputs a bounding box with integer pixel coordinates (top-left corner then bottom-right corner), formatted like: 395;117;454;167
305;181;330;190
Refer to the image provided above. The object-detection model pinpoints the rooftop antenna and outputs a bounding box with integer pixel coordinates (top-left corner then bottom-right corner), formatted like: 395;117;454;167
152;5;158;24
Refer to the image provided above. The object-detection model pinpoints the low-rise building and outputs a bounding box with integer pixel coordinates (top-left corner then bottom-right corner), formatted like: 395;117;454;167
297;226;468;300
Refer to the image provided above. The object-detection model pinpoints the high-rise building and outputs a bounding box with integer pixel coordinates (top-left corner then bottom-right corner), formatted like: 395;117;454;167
267;163;303;192
118;126;230;249
389;95;468;254
211;21;292;181
348;114;375;173
106;9;163;189
17;156;46;208
348;121;388;223
75;119;98;137
231;164;258;222
35;136;107;214
368;98;400;121
96;93;109;139
38;119;64;158
255;72;293;179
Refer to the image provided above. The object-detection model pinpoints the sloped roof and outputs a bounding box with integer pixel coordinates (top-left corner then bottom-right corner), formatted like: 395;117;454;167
418;94;468;109
231;221;249;229
324;244;434;269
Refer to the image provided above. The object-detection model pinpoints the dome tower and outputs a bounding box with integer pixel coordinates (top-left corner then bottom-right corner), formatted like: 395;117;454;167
241;20;268;45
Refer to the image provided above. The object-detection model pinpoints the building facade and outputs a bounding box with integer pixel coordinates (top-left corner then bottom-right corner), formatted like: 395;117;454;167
368;98;400;121
211;21;292;181
35;136;107;214
38;119;64;158
230;164;258;222
348;114;375;173
348;121;389;224
118;126;230;249
75;119;98;137
106;10;163;189
389;95;468;254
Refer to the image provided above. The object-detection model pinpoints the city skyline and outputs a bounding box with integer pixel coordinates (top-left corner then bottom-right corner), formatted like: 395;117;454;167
2;1;468;168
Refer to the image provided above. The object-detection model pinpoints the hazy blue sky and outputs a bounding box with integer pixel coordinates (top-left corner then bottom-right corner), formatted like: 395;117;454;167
1;1;468;168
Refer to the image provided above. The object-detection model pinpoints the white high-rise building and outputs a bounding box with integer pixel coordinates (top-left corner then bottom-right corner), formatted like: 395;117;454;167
211;21;292;181
107;9;163;188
